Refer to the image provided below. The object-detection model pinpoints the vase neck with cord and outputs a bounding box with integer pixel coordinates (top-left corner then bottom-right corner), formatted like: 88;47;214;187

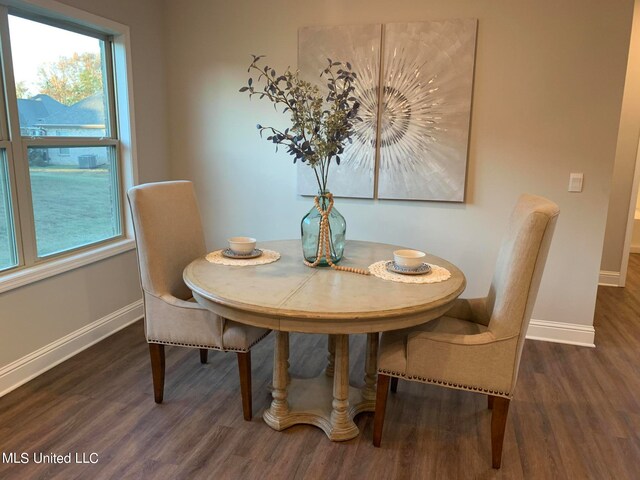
301;190;346;266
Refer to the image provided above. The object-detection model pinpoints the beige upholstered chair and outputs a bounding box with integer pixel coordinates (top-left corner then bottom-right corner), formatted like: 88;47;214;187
373;194;560;468
127;181;270;420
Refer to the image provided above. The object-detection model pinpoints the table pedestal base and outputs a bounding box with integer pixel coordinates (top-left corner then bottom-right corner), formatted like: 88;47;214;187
263;375;375;441
263;332;379;441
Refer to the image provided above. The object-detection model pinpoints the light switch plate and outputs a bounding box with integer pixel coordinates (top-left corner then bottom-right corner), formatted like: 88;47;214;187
569;173;583;192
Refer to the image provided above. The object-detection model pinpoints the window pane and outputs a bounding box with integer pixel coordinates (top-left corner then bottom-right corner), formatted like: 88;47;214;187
0;151;18;271
9;15;110;138
29;146;121;257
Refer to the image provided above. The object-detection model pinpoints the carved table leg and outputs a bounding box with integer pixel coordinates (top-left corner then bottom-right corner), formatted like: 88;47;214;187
263;331;290;428
362;332;379;402
325;334;336;377
284;331;291;384
329;334;359;440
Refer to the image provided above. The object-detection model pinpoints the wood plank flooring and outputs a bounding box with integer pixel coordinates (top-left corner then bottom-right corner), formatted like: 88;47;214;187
1;256;640;479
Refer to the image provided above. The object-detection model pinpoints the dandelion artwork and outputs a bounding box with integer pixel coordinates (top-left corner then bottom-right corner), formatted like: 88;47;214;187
298;19;477;202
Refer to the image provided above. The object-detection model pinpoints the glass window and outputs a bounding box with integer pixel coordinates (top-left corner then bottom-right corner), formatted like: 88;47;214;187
0;5;129;277
9;15;110;138
28;146;120;257
0;150;18;271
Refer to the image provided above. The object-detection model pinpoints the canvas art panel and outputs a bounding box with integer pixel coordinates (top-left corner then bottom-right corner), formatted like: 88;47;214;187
377;20;477;201
297;24;381;199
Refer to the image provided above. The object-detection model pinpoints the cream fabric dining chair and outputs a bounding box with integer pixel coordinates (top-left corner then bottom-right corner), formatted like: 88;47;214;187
127;181;270;420
373;194;560;469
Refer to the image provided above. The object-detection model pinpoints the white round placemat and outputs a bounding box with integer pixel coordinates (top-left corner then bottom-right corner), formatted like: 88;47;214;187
206;249;280;266
368;260;451;284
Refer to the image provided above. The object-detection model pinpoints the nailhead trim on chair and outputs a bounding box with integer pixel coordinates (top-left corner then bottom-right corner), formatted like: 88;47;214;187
148;330;271;353
378;368;512;399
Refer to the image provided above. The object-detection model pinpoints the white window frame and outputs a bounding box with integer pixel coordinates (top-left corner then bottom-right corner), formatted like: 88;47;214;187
0;0;138;294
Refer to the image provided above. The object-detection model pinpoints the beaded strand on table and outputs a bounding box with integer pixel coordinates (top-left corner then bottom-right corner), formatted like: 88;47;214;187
302;193;370;276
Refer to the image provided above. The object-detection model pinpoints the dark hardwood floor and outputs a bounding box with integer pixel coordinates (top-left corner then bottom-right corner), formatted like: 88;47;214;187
2;257;640;479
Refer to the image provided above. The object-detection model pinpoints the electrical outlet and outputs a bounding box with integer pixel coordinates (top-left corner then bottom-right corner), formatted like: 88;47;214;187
569;173;583;193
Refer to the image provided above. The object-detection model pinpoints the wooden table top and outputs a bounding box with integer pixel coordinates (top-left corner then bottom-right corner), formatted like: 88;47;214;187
184;239;466;334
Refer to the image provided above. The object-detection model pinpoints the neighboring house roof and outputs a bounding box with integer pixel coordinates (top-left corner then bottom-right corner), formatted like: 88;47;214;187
43;93;106;126
17;93;105;128
31;94;67;115
17;95;58;126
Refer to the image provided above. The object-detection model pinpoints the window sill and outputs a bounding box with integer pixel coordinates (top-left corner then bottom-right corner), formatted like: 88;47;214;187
0;238;136;294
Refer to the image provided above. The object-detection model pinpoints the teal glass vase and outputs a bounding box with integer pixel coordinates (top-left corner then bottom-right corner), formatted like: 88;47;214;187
301;190;346;266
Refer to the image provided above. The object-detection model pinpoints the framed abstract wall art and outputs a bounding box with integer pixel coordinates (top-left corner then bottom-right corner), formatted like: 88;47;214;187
297;19;477;202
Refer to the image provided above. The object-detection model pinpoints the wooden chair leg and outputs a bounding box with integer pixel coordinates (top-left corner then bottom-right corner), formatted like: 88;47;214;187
199;348;208;364
149;343;165;404
373;373;391;447
488;394;494;409
390;377;399;393
491;396;510;469
237;352;252;421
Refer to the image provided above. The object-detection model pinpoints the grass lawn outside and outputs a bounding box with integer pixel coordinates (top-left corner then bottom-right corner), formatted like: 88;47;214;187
0;166;120;268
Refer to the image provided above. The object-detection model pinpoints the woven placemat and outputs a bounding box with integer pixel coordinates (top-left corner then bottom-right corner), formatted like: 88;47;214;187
368;260;451;284
205;249;280;266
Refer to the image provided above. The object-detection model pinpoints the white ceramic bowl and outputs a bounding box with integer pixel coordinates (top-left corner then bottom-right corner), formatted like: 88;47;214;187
393;249;426;269
228;236;257;254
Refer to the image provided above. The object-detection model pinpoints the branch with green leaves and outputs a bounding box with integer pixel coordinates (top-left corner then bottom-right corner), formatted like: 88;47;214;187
239;55;360;193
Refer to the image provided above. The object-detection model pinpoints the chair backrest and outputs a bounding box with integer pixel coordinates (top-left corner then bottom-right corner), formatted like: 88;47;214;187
485;194;560;344
127;181;206;301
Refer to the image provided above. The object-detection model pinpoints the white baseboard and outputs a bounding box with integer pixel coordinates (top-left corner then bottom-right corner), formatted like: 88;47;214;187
0;299;143;398
598;270;622;287
526;319;595;347
631;245;640;254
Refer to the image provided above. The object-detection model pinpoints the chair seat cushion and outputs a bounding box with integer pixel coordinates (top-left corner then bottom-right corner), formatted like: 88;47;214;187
223;320;270;352
145;293;269;351
379;316;488;375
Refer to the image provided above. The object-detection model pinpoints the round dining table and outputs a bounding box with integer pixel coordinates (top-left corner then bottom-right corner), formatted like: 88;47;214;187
183;239;466;441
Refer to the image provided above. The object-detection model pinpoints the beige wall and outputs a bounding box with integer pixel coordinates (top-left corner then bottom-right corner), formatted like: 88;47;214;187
166;0;633;327
0;0;168;367
0;252;141;366
601;0;640;274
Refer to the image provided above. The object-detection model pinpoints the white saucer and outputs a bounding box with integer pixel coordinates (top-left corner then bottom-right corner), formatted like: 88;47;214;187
385;260;431;276
222;248;263;259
